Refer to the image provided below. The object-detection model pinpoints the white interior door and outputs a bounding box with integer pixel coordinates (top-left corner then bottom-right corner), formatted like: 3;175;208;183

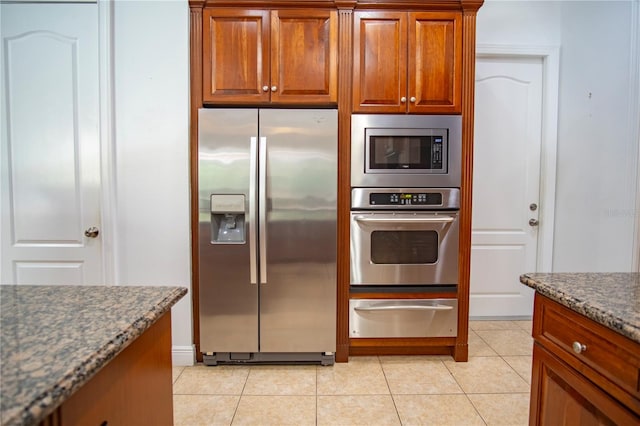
1;3;103;285
470;55;543;318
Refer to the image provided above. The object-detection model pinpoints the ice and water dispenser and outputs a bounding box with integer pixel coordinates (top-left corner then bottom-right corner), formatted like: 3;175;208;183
210;194;246;244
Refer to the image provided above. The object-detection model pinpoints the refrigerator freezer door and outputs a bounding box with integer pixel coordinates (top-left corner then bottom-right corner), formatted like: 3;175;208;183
198;109;259;353
258;109;338;352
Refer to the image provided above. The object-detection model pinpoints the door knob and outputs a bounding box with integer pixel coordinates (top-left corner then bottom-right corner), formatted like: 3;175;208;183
410;96;416;103
529;219;539;227
400;97;407;103
262;86;269;92
84;227;100;238
530;203;538;211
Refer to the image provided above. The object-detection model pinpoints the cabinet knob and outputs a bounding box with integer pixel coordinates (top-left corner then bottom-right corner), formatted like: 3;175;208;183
271;86;277;92
410;96;416;103
400;97;407;103
572;341;587;354
262;86;269;92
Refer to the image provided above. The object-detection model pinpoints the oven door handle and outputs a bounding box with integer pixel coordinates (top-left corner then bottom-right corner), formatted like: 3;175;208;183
354;304;454;312
353;215;455;224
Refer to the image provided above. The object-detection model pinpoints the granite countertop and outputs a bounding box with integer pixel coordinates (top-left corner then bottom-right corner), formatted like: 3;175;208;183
0;285;187;426
520;272;640;344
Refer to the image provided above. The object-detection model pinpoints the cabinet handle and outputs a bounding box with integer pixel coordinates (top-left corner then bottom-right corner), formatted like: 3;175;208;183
271;86;277;92
400;97;407;103
572;341;587;354
354;304;453;312
410;96;416;103
262;86;269;92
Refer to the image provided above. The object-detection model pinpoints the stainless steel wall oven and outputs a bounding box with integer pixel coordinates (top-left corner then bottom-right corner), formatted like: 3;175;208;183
350;188;459;287
349;115;462;340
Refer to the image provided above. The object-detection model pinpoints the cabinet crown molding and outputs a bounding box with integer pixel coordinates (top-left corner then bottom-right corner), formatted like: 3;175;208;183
191;0;483;10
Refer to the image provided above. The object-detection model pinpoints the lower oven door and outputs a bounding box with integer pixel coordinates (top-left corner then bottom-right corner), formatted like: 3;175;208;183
350;211;459;285
350;299;458;338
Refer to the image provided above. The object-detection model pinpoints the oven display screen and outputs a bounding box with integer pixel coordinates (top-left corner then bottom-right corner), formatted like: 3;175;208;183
369;192;443;206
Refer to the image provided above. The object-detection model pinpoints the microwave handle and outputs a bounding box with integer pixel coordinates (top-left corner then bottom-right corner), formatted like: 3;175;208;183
353;216;455;224
354;304;454;312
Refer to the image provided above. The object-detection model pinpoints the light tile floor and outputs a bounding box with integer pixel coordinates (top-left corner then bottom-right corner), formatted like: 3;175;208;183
172;320;533;425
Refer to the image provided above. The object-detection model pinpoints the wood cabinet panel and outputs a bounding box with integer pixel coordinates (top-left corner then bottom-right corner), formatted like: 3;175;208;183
532;343;638;426
55;313;173;426
530;294;640;424
271;9;337;103
203;8;337;105
353;11;407;112
203;9;270;103
410;12;461;113
353;10;461;113
537;297;640;401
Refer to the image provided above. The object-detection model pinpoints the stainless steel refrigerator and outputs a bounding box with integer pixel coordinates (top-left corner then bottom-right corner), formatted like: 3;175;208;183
197;108;337;365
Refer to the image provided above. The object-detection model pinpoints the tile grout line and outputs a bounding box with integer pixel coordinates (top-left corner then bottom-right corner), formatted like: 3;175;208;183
378;355;404;425
228;368;250;425
441;353;488;425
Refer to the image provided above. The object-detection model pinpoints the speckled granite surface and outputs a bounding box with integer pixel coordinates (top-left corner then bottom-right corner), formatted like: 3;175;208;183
0;285;187;426
520;273;640;344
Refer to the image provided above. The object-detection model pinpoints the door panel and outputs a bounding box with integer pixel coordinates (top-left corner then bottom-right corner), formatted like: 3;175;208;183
410;12;462;113
15;262;84;285
471;56;543;317
352;11;407;113
202;9;270;103
270;9;337;103
1;3;102;285
197;109;259;353
259;109;337;352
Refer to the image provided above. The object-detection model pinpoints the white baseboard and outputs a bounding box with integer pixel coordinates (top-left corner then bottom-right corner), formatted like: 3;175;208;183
172;345;195;366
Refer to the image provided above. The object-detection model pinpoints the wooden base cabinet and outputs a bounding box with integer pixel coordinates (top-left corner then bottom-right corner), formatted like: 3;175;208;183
530;294;640;425
352;11;461;114
42;313;174;426
202;8;337;105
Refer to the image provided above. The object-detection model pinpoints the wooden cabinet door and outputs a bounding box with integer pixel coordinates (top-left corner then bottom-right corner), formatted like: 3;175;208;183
531;343;639;426
409;12;462;114
203;9;270;104
353;11;407;113
271;9;337;104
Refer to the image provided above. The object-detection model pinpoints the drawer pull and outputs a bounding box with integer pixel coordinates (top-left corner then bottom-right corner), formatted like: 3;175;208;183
354;304;453;312
572;341;587;354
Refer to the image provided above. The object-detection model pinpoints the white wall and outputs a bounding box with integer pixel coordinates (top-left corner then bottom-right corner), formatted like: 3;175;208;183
477;0;639;273
553;1;638;271
112;0;193;363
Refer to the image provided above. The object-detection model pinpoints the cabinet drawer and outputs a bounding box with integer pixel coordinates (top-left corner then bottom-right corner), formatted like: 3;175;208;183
535;295;640;402
350;298;457;338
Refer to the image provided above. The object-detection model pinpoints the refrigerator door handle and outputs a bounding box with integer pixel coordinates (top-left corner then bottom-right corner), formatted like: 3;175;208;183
249;137;258;285
259;136;268;285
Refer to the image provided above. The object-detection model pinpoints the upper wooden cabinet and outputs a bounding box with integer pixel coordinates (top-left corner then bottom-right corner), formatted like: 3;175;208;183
353;11;462;114
202;8;338;105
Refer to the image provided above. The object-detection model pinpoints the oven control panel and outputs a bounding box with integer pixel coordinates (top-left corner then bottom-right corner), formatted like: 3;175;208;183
370;192;443;206
351;188;460;210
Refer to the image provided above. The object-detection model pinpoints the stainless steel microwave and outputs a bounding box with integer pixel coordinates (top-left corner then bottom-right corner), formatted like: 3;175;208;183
351;114;462;188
